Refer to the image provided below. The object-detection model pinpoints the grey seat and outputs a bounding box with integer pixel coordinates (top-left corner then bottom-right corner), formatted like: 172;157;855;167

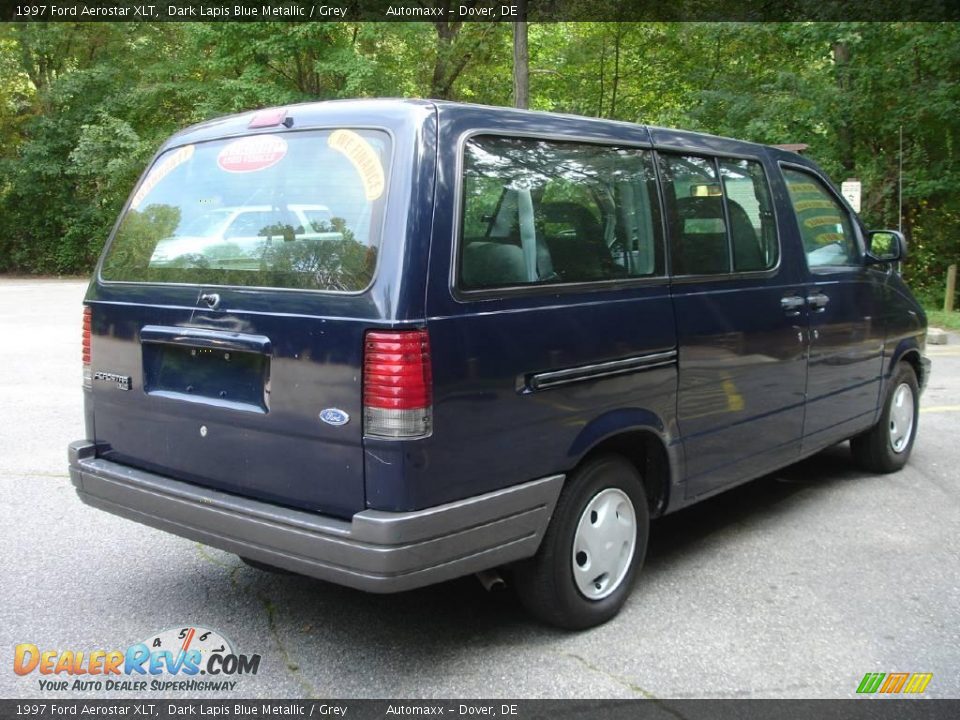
462;241;527;288
540;202;611;281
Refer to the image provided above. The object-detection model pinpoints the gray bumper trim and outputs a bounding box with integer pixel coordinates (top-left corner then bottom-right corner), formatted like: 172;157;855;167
68;441;563;593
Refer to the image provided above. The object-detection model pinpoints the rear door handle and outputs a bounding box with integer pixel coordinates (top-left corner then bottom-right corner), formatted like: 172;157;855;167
781;295;805;316
807;292;830;311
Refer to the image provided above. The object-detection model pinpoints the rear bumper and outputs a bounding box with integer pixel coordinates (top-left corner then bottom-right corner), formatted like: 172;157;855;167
69;441;563;593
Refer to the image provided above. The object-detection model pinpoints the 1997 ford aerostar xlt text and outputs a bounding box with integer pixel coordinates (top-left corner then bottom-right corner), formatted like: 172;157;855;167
69;99;930;629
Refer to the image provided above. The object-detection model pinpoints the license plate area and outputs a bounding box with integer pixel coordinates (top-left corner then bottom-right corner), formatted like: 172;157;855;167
143;343;270;412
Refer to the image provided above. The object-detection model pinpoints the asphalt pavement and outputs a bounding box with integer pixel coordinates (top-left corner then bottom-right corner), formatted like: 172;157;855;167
1;278;957;699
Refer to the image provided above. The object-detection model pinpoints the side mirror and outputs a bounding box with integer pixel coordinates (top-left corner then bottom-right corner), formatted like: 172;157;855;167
866;230;907;263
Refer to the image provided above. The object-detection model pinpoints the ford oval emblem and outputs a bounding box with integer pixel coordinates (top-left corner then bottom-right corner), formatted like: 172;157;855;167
319;408;350;427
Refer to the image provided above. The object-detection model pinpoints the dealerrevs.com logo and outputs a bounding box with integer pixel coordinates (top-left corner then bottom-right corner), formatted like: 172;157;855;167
857;672;933;695
14;626;261;693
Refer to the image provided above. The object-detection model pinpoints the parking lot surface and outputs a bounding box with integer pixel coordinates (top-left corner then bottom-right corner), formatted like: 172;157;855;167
1;278;957;699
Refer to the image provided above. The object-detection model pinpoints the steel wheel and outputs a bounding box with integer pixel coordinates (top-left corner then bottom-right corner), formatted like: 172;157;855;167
851;362;920;474
888;382;915;454
571;488;637;600
512;454;649;629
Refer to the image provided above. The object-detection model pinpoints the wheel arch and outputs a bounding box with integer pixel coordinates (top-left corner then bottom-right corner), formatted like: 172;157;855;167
567;409;680;518
888;339;925;389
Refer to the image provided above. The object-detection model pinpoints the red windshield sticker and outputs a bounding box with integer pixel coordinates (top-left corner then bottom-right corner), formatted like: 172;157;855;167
217;135;288;173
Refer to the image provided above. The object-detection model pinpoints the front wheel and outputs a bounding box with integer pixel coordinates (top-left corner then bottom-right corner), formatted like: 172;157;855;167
512;455;649;630
851;362;920;473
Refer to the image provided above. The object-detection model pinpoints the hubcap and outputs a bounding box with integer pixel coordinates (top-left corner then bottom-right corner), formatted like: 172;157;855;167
888;382;915;454
571;488;637;600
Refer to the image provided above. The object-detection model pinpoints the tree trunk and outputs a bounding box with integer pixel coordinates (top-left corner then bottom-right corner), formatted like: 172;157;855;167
513;19;529;109
596;34;606;117
833;41;856;174
609;24;622;118
431;20;458;99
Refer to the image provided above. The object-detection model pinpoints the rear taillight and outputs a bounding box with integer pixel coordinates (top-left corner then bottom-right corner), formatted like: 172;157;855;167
82;306;92;389
363;329;432;438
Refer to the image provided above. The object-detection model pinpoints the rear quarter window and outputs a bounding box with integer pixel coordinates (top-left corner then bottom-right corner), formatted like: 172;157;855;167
100;129;392;292
459;136;664;290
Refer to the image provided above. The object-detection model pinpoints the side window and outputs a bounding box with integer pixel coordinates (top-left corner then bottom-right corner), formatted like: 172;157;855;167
782;167;859;268
459;136;663;290
658;154;728;275
462;176;505;240
659;153;777;275
719;159;778;271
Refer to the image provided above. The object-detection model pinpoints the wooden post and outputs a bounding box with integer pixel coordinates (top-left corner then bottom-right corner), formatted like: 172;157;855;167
946;264;957;313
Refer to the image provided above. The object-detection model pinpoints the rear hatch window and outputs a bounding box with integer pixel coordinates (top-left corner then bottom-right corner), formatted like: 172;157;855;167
101;129;392;292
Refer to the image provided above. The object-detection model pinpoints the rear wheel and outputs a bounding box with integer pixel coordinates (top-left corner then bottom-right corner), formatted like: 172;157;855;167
513;455;649;630
851;362;919;473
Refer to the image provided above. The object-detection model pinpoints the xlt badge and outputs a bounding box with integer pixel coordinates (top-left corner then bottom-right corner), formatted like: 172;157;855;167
93;371;132;391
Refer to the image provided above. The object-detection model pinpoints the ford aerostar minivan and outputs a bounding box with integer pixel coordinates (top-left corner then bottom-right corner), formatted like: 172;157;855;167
69;99;930;629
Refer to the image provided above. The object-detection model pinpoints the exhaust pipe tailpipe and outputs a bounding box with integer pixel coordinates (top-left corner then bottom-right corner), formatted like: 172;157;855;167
475;569;506;592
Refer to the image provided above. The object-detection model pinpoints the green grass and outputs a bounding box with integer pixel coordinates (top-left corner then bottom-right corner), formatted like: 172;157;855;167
925;308;960;331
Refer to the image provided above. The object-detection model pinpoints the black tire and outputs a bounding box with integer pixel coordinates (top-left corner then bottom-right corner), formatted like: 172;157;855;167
512;454;649;630
851;362;919;474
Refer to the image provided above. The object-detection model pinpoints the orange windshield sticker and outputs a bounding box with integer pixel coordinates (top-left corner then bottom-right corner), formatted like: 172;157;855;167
131;145;195;210
217;135;288;173
327;130;385;201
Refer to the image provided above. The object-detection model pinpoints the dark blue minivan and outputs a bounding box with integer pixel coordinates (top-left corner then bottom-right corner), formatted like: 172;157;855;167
69;99;930;629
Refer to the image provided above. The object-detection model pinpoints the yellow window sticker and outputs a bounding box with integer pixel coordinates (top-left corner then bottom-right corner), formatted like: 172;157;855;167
814;232;845;245
131;145;195;210
327;130;385;201
804;215;844;228
793;199;838;212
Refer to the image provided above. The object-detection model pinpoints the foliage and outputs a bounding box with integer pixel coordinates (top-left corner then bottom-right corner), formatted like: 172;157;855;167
0;21;957;288
924;309;960;331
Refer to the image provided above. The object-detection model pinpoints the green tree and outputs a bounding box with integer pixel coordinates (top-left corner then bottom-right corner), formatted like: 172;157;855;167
0;20;956;296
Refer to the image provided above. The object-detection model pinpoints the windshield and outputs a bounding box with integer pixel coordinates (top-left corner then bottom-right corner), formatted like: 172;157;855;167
101;129;392;292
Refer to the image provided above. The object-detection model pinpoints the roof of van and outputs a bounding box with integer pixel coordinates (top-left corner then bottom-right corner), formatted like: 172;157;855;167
162;97;809;165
